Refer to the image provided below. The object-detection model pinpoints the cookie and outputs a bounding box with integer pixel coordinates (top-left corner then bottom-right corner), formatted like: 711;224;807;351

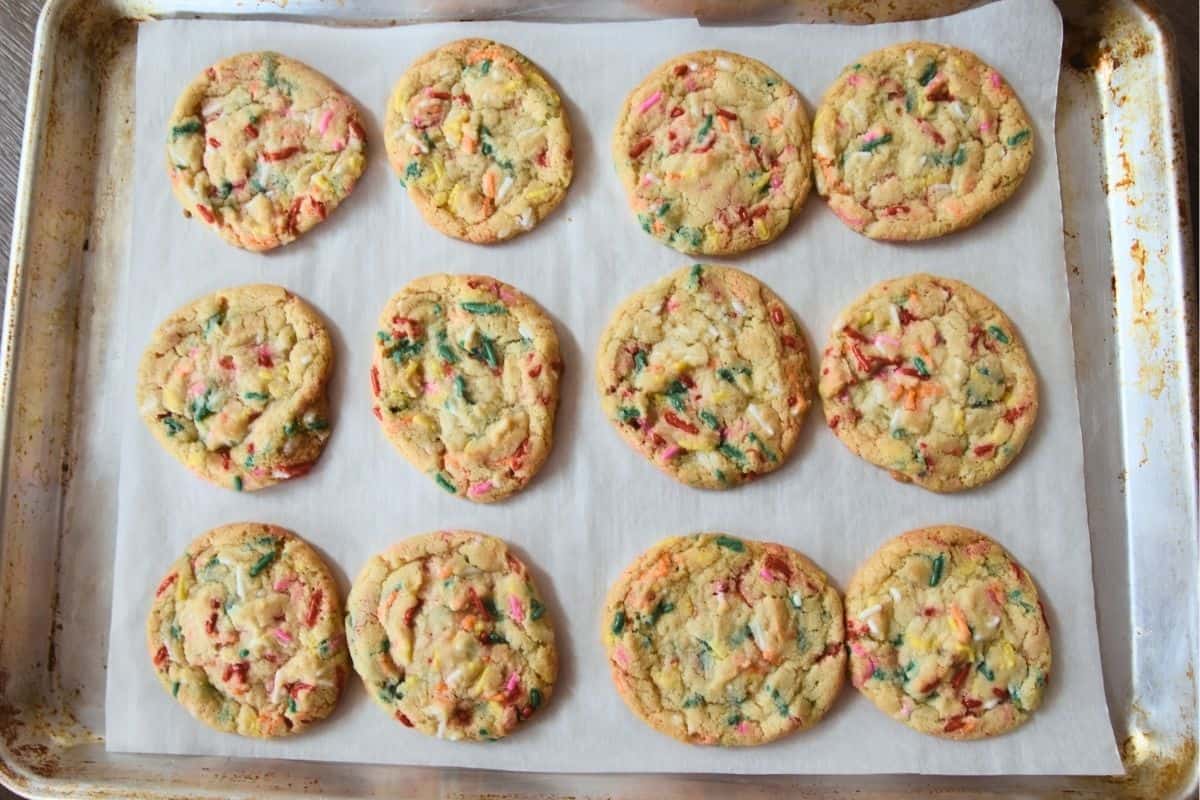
812;42;1033;240
596;264;811;489
818;273;1037;492
370;274;561;502
345;531;557;740
845;525;1051;739
166;52;366;252
146;523;348;737
385;39;573;243
613;50;811;255
137;284;334;492
602;533;844;746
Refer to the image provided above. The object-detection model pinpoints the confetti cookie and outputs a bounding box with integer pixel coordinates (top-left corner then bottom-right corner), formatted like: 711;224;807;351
819;273;1036;492
166;52;366;251
370;274;561;502
346;531;557;740
602;533;845;746
385;39;573;243
596;264;811;489
613;50;811;255
812;42;1034;240
137;285;333;492
845;525;1051;739
146;523;349;737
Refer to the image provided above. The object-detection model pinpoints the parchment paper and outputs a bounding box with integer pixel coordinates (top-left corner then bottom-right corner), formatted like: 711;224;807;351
106;0;1123;774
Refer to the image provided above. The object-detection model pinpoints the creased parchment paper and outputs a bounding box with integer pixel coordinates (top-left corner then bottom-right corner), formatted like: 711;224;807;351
106;0;1123;774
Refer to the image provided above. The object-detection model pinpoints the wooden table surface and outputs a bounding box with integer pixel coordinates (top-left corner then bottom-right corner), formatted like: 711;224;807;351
0;0;1194;798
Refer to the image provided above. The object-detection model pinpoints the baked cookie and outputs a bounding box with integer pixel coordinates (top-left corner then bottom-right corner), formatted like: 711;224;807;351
370;274;561;502
602;533;844;746
166;52;366;252
812;42;1033;240
385;39;573;243
596;264;811;489
819;273;1036;492
613;50;811;255
146;523;348;737
845;525;1051;739
137;284;333;492
345;531;557;740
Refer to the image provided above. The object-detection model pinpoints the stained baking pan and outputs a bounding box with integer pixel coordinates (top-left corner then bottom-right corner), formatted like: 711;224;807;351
0;0;1194;797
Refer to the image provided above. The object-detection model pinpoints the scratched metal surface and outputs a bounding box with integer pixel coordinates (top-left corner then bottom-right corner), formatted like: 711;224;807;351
0;1;1194;799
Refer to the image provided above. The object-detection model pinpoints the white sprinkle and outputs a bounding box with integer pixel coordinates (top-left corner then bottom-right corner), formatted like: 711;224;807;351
953;101;969;120
974;632;985;642
235;568;245;599
716;57;732;71
139;396;160;415
518;211;534;229
688;61;699;71
746;404;775;436
404;131;430;154
269;674;281;703
272;469;291;479
444;667;464;687
919;154;929;167
641;173;660;186
889;304;901;330
983;698;1001;710
988;615;1001;628
708;325;719;338
497;174;514;200
518;323;533;340
857;603;883;621
929;183;953;194
906;49;916;66
889;587;901;604
515;126;540;139
731;298;745;315
299;353;312;366
791;592;803;607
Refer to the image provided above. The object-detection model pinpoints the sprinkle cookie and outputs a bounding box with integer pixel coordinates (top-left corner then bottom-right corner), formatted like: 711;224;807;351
596;264;811;489
819;273;1036;492
845;525;1051;739
603;533;844;746
812;42;1033;240
370;274;561;502
137;285;333;492
147;523;348;737
346;531;557;740
613;50;811;255
166;52;366;251
385;39;573;243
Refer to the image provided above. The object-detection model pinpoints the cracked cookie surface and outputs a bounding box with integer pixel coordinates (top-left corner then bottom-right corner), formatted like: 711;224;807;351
346;530;557;741
385;38;573;243
812;41;1033;240
147;523;348;738
602;533;844;746
167;51;366;251
370;274;561;502
137;284;333;492
818;273;1036;492
613;50;811;255
596;264;810;489
845;525;1051;739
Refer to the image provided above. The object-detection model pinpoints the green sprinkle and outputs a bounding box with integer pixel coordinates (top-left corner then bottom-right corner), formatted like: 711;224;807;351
1008;589;1035;612
376;330;393;344
169;624;181;639
264;54;279;87
1010;684;1024;710
243;391;268;402
306;419;329;431
529;598;545;621
483;597;502;620
689;263;703;288
726;713;742;726
770;687;790;716
434;473;457;494
860;133;893;152
871;667;887;681
190;391;214;422
929;553;945;587
905;89;915;113
390;338;424;364
287;697;297;713
483;631;507;645
913;356;930;377
238;648;249;658
664;380;687;411
697;114;714;140
479;59;491;75
172;681;180;697
454;374;471;404
249;550;275;577
436;330;458;364
529;688;543;709
638;212;652;233
918;61;938;85
1006;129;1031;147
891;428;907;440
674;226;702;247
647;600;675;626
718;367;736;383
162;416;184;436
249;178;265;194
717;442;746;464
715;535;744;552
633;350;648;373
217;180;233;199
977;661;995;681
405;161;421;181
657;202;671;217
318;639;331;658
204;310;225;335
460;302;505;315
468;334;499;368
796;627;809;651
749;135;760;146
988;325;1011;344
617;406;641;424
233;476;243;492
953;145;967;166
747;432;777;462
170;120;202;140
902;660;917;682
243;454;254;468
379;678;403;702
611;610;626;635
699;410;720;430
714;469;727;483
282;421;297;437
682;693;704;709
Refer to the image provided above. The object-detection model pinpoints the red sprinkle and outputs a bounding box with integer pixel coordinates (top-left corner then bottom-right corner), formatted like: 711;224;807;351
312;199;327;220
528;364;542;378
370;366;381;397
372;406;382;421
195;205;215;224
670;106;684;118
943;716;968;733
244;123;259;139
257;349;274;368
1003;404;1029;424
429;90;451;100
395;712;414;727
349;120;366;141
716;108;738;121
156;573;177;598
969;326;985;350
207;137;221;148
829;415;840;429
535;149;548;167
205;612;218;636
663;411;698;434
780;334;799;350
770;307;785;325
220;449;231;471
973;443;996;457
305;590;323;627
286;196;303;237
950;663;971;692
153;645;168;667
898;306;917;325
468;588;491;620
763;554;793;581
219;355;234;370
403;598;423;628
851;345;872;372
673;64;689;77
962;697;982;709
264;146;300;162
628;138;653;158
842;325;869;343
992;688;1010;700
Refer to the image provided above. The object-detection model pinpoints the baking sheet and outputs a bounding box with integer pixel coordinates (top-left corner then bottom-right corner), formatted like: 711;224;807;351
104;0;1123;775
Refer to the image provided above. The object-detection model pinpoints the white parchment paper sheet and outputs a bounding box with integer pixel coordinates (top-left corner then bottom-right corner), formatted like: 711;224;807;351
106;0;1122;774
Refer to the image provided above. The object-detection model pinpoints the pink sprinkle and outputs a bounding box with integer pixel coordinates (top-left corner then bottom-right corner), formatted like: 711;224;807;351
900;697;915;718
468;480;493;497
666;297;680;312
770;174;782;189
660;445;681;462
846;74;861;87
499;286;517;303
423;381;438;395
685;78;697;92
252;467;266;477
980;119;993;132
187;381;206;398
325;632;346;653
737;721;750;734
505;672;520;695
508;596;525;622
849;641;869;659
862;129;881;144
712;580;728;594
989;72;1002;89
188;347;201;358
273;628;293;644
333;138;346;152
759;568;774;581
638;91;662;114
318;109;333;134
873;333;900;350
273;576;296;592
614;646;629;667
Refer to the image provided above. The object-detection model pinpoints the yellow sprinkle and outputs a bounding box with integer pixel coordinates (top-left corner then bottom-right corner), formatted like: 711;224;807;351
859;311;874;325
448;184;462;208
413;413;435;432
954;407;965;434
754;219;769;239
258;369;273;381
751;173;771;194
524;186;551;203
1000;641;1018;670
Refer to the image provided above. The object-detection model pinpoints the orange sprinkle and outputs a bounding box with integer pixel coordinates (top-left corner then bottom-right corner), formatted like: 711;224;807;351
903;389;918;411
461;614;477;631
482;171;496;198
949;604;971;643
767;116;782;129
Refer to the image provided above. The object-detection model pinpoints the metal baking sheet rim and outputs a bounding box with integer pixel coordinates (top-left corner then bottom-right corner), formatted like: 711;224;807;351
0;0;1193;798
